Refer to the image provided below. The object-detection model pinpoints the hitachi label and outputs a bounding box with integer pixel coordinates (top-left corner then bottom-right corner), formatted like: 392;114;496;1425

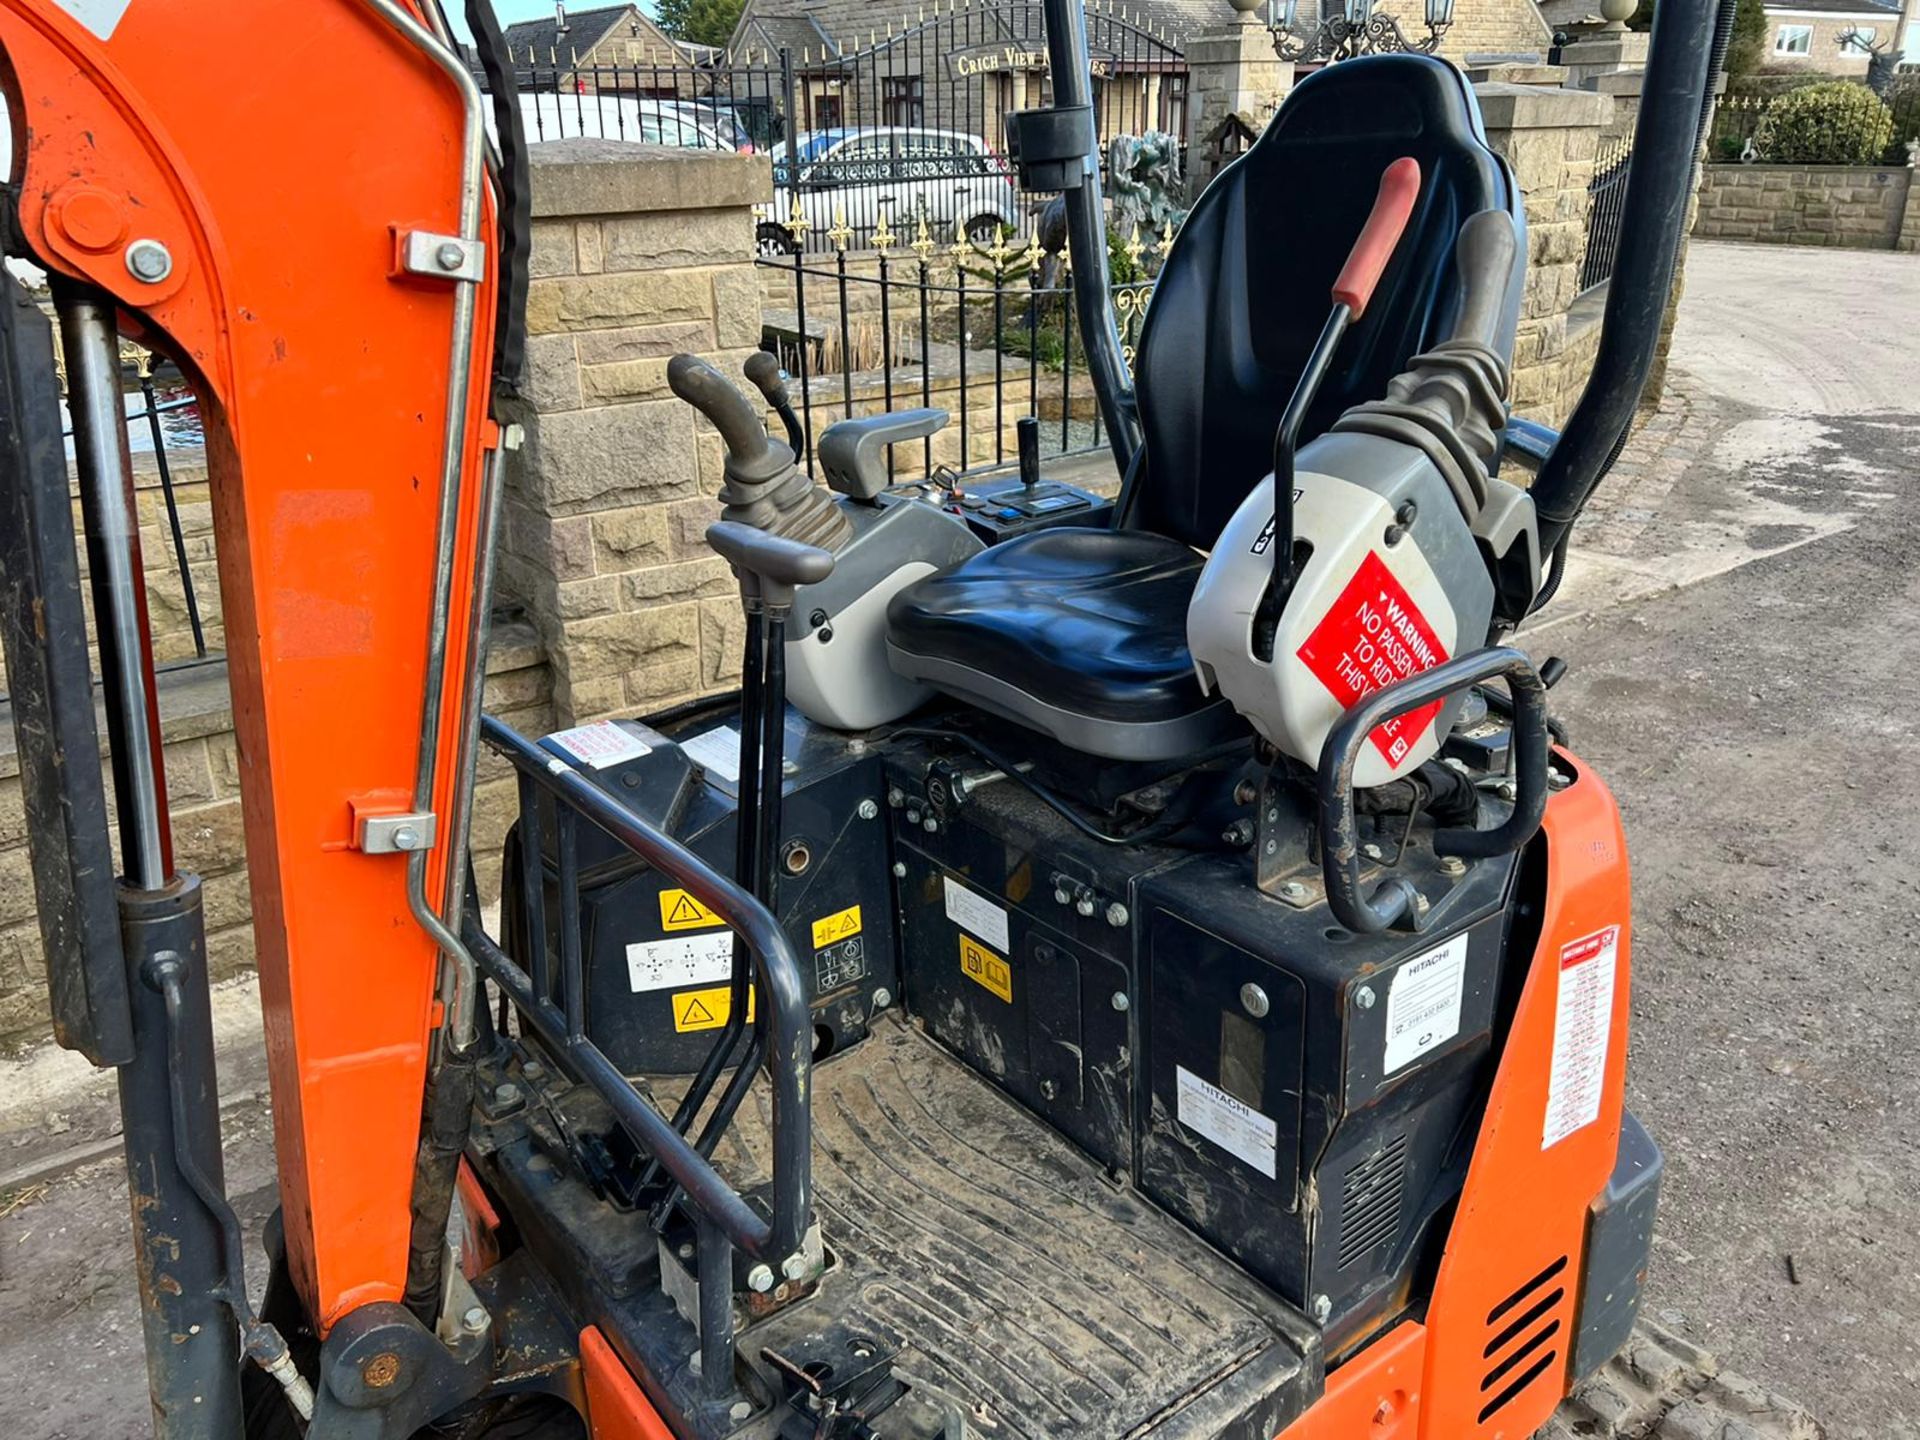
53;0;134;39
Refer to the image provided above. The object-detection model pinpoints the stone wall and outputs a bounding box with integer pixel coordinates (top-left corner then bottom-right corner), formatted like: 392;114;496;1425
1380;0;1553;58
1475;81;1615;428
502;140;773;728
1693;163;1918;250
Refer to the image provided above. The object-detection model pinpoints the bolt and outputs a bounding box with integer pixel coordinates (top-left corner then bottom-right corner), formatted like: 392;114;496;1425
1105;902;1129;928
781;1252;810;1282
124;238;173;283
730;1401;753;1422
1548;767;1572;792
435;240;466;271
1311;1294;1332;1324
1234;779;1259;806
462;1305;488;1333
1496;781;1518;802
362;1352;402;1389
1240;982;1270;1019
1278;879;1308;903
523;1060;545;1080
858;798;879;820
391;826;421;851
1438;855;1467;878
747;1264;775;1293
891;861;907;878
1222;819;1254;847
1111;991;1130;1012
922;816;939;834
1039;1079;1058;1100
1355;984;1377;1010
872;988;892;1010
887;788;905;808
1362;843;1384;861
1410;891;1430;914
1054;885;1072;905
905;808;922;825
1075;894;1096;917
678;1243;696;1261
494;1082;522;1107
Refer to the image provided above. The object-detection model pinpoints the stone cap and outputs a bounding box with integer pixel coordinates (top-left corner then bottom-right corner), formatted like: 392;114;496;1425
1465;63;1570;86
1474;81;1614;131
529;139;773;220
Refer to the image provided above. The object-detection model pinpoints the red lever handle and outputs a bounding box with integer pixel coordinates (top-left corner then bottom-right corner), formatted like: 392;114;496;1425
1331;156;1422;319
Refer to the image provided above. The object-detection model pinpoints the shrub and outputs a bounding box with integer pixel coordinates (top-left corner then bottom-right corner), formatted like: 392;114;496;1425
1756;81;1895;164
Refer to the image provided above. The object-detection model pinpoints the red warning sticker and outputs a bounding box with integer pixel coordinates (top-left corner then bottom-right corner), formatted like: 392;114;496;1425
1295;551;1450;766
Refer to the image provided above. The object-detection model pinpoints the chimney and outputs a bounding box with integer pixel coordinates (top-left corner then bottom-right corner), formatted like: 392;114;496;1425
554;2;568;34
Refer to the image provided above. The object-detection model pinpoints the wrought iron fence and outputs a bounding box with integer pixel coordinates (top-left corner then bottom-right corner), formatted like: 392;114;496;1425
1708;86;1920;164
490;0;1188;255
1579;134;1634;296
757;207;1174;486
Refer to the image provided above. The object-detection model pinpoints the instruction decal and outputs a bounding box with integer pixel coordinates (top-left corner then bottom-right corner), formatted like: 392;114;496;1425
658;888;724;933
1384;934;1470;1073
810;904;864;951
1542;925;1621;1149
672;984;754;1033
626;931;733;994
943;876;1010;952
681;725;741;785
1176;1066;1278;1179
1295;551;1450;766
814;936;868;992
959;935;1012;1003
546;720;651;770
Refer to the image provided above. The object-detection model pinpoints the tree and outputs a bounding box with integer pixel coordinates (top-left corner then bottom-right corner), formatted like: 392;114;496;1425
1726;0;1768;81
654;0;746;49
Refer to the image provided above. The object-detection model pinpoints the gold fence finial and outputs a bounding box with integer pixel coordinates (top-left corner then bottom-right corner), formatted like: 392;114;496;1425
949;218;974;264
785;198;812;242
829;207;854;251
911;214;937;262
873;211;897;253
1124;223;1145;269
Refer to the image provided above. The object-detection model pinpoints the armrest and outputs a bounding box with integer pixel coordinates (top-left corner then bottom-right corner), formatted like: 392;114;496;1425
818;408;950;501
706;520;835;610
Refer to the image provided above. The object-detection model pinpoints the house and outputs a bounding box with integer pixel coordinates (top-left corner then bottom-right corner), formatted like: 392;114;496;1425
500;3;694;76
1759;0;1915;72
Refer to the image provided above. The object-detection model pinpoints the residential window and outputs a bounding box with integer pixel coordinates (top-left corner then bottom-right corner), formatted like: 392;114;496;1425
1839;25;1877;52
1906;21;1920;60
883;75;924;126
1773;24;1813;55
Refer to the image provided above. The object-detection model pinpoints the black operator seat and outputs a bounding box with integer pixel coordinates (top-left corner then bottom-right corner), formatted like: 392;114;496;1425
887;56;1524;763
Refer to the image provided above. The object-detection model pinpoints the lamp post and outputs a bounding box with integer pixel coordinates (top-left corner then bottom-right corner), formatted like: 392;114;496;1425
1269;0;1456;62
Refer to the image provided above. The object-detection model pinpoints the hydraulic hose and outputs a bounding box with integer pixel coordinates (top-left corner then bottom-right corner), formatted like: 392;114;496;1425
1528;0;1723;556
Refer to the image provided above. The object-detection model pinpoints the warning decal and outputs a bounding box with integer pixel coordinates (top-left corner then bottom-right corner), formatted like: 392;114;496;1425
546;719;651;770
959;935;1012;1003
810;905;864;950
626;931;733;993
1295;551;1450;766
673;985;754;1033
1542;926;1621;1149
658;889;724;933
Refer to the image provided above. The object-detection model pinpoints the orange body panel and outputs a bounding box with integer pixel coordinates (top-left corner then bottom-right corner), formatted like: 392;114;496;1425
582;1327;678;1440
1418;755;1632;1438
1280;754;1631;1440
0;1;498;1326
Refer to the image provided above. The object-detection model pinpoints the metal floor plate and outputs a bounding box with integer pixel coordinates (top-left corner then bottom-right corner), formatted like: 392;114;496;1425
712;1016;1319;1440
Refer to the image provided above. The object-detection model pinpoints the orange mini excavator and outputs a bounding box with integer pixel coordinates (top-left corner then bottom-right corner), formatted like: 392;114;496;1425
0;2;1742;1438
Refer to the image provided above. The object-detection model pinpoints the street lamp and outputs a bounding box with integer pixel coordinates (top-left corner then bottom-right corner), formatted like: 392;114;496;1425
1270;0;1456;62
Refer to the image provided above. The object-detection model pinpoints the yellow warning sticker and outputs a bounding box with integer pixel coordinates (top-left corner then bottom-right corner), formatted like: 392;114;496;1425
810;904;864;951
959;935;1012;1003
659;888;724;932
672;985;755;1033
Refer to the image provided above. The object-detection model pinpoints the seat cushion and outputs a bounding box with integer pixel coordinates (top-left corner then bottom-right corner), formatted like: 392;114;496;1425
886;528;1239;761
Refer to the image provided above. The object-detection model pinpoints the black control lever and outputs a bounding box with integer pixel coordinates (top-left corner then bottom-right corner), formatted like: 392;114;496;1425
1017;415;1040;491
745;350;807;461
651;524;833;1231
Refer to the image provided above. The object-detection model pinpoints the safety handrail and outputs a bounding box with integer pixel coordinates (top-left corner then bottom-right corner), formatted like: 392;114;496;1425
468;716;813;1264
1316;647;1550;935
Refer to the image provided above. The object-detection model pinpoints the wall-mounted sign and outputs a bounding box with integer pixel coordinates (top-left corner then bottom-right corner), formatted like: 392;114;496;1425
945;42;1111;80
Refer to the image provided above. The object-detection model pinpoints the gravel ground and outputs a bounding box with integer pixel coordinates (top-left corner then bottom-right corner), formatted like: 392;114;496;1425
0;242;1914;1438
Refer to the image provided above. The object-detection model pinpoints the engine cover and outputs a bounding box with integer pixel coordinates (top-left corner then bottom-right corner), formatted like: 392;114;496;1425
1188;430;1494;787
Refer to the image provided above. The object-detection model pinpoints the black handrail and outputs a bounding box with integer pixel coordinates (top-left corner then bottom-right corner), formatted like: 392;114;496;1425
1316;647;1549;935
469;716;813;1263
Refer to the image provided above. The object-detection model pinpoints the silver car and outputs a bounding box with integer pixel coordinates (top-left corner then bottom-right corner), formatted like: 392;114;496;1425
759;127;1021;254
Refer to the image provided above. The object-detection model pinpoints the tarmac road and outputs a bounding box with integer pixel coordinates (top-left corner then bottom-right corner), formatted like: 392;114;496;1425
0;242;1914;1437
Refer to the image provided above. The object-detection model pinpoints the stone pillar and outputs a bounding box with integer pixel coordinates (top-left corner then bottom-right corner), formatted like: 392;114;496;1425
1554;31;1650;91
503;139;770;728
1474;82;1614;428
1184;3;1293;198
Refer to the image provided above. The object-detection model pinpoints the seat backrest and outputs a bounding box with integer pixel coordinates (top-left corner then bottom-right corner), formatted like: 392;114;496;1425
1129;55;1523;551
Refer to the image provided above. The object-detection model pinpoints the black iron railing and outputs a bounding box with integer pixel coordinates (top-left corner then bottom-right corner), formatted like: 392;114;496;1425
1579;135;1634;296
757;215;1171;484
